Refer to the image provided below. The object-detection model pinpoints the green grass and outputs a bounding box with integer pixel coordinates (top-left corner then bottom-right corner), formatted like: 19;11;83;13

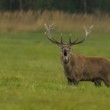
0;31;110;110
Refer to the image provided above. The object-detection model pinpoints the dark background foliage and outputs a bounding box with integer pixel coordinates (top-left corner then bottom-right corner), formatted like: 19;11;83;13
0;0;110;14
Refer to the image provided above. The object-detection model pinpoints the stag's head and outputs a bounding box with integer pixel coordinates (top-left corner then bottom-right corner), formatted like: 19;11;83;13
44;24;93;64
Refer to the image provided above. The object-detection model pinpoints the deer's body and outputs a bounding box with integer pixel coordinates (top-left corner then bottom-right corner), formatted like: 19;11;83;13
44;23;110;87
61;52;110;86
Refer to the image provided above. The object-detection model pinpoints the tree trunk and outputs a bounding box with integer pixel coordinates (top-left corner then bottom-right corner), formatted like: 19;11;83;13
29;0;33;10
19;0;22;11
83;0;87;14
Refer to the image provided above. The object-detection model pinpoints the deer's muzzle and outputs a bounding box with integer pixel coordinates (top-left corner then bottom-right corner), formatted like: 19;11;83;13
63;56;69;64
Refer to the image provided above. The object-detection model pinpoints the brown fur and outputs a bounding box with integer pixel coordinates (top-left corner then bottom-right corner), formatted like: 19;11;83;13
44;23;110;87
61;52;110;87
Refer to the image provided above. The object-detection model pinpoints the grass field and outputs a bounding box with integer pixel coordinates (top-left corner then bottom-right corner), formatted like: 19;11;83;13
0;31;110;110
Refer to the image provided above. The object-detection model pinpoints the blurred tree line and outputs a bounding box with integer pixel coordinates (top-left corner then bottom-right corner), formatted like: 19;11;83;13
0;0;110;14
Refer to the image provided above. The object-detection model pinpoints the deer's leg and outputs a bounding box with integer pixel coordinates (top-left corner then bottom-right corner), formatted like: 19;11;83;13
104;80;110;87
67;78;73;85
93;80;101;87
103;79;110;87
67;78;79;85
102;76;110;87
73;80;79;85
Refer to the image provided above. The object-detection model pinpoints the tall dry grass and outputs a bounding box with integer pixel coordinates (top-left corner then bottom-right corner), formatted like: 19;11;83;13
0;10;110;32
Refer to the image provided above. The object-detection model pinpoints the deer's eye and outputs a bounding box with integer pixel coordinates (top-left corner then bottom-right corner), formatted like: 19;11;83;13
67;46;71;49
61;46;65;50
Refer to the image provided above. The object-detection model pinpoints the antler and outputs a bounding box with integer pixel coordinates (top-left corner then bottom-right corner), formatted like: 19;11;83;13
69;25;93;45
44;23;63;45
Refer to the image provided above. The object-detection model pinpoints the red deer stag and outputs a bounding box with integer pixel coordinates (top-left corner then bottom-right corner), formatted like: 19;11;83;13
44;24;110;87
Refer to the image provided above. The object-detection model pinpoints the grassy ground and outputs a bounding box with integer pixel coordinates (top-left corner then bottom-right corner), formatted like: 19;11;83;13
0;31;110;110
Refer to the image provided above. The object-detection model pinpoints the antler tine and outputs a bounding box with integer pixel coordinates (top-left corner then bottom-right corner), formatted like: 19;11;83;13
69;33;80;45
69;25;93;45
49;23;55;30
44;23;62;45
83;25;93;37
60;33;63;44
69;33;72;44
44;23;49;31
